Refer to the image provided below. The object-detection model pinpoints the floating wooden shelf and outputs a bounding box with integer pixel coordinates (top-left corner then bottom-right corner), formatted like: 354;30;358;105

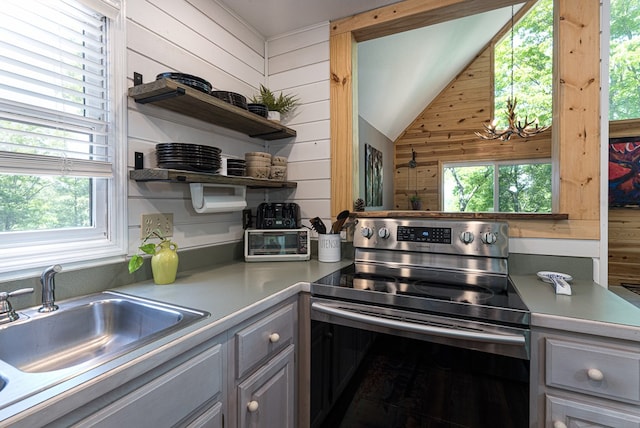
128;78;297;141
130;168;297;189
353;211;569;220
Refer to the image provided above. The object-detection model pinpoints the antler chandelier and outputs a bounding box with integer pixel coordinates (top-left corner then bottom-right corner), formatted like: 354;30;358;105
476;6;549;141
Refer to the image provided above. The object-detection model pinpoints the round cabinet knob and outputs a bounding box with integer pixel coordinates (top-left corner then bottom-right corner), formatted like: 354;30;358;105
459;231;474;244
587;368;604;381
481;232;497;245
247;400;259;412
361;227;373;239
269;333;280;343
552;421;567;428
378;227;390;239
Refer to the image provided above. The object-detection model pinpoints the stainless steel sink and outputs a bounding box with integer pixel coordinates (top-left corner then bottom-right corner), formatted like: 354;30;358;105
0;291;209;373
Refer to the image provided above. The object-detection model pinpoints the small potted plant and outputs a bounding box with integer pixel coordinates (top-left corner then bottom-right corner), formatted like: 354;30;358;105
129;229;179;285
410;194;422;210
250;84;299;122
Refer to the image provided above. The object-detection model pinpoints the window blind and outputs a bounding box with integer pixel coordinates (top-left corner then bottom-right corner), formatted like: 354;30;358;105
0;0;111;178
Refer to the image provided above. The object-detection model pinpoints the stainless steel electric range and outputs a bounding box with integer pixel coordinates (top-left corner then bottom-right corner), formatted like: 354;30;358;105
310;217;530;360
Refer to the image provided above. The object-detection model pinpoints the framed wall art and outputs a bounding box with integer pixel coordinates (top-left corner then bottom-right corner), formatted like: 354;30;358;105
609;136;640;207
365;143;383;206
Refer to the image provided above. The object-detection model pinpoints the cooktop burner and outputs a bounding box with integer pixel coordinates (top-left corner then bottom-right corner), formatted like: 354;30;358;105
312;264;530;327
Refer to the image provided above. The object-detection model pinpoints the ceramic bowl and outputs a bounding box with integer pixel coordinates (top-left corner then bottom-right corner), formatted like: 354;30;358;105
271;156;288;166
247;166;270;179
269;166;287;181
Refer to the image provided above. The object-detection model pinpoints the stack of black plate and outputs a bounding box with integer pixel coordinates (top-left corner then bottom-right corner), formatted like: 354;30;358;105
211;91;248;109
226;158;246;176
247;103;268;118
156;143;221;172
156;72;212;94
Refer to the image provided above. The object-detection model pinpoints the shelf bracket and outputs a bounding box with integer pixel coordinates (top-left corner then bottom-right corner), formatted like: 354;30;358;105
190;183;247;214
135;87;186;104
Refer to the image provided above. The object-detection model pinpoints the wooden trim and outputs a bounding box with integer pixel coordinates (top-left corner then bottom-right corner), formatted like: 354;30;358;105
329;0;602;239
353;211;569;220
330;32;356;216
330;0;524;42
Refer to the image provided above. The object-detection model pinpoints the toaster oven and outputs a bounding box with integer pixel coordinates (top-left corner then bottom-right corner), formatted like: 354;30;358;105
244;228;310;262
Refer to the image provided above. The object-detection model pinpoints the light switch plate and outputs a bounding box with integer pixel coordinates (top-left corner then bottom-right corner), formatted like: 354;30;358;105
141;213;173;238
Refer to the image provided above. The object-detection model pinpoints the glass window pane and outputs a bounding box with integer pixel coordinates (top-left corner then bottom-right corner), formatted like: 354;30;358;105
497;163;552;212
443;165;494;212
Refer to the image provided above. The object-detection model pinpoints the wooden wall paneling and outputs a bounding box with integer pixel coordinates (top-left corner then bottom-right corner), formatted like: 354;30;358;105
395;163;439;210
186;0;266;56
266;25;332;227
554;0;600;225
151;0;264;73
127;1;262;91
126;0;268;256
126;22;255;96
329;31;356;217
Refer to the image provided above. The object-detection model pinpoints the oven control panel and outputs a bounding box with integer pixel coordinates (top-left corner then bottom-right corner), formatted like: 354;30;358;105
354;218;508;258
397;226;451;244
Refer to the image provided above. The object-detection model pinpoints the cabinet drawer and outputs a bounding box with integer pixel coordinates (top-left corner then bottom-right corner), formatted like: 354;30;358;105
75;344;223;427
546;338;640;404
546;395;640;428
236;303;295;379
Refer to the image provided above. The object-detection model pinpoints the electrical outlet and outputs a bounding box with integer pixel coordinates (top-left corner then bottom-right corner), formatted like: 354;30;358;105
141;213;173;238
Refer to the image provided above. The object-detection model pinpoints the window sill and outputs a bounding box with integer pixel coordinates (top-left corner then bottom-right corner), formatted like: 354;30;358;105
353;211;569;221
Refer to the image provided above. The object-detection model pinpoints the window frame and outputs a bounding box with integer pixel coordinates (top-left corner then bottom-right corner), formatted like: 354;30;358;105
442;158;552;213
0;0;127;280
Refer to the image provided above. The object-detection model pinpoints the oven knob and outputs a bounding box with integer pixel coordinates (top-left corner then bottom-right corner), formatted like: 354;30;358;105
361;226;373;239
378;227;390;239
481;232;497;245
459;231;474;244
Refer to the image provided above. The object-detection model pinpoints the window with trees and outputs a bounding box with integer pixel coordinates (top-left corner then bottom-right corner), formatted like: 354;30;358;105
0;0;125;278
443;161;552;213
610;0;640;120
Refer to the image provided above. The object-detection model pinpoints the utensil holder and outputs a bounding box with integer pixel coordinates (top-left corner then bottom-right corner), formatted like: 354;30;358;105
318;234;341;262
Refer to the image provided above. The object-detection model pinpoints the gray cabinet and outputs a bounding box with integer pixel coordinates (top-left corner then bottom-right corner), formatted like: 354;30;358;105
230;301;297;428
238;345;295;428
533;329;640;428
73;342;225;427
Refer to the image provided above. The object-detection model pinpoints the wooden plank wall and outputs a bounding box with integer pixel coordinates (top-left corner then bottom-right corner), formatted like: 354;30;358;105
126;0;331;256
393;47;552;211
608;120;640;285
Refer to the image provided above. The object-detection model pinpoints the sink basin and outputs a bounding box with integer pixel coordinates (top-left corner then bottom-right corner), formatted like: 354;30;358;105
0;291;209;373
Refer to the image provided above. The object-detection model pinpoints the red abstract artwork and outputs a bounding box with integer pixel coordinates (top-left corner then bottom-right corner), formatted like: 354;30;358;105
609;137;640;207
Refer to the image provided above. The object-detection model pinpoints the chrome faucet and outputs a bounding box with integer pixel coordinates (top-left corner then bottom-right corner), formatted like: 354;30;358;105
0;288;34;324
39;264;62;313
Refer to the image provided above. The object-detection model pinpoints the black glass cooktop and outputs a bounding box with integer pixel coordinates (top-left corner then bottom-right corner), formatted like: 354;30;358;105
311;264;530;327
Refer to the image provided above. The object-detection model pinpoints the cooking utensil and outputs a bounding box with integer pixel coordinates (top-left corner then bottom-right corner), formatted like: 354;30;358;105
310;217;327;234
331;210;350;234
537;271;573;295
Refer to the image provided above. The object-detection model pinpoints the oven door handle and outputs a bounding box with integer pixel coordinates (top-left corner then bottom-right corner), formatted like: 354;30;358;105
311;302;525;345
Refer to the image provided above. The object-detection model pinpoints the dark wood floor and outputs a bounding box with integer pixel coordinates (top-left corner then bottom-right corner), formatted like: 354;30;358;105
320;335;529;428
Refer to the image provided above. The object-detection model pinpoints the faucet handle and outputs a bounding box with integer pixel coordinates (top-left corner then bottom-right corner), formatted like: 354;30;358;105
1;288;35;299
0;287;34;324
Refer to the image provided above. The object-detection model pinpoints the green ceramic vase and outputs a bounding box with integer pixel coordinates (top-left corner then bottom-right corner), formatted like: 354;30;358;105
151;241;179;285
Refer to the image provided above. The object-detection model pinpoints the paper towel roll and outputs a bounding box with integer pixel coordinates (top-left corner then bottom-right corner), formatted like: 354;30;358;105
190;183;247;213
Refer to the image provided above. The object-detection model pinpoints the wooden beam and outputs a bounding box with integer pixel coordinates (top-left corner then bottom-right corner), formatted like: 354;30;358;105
331;0;525;42
330;32;356;217
553;0;600;223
